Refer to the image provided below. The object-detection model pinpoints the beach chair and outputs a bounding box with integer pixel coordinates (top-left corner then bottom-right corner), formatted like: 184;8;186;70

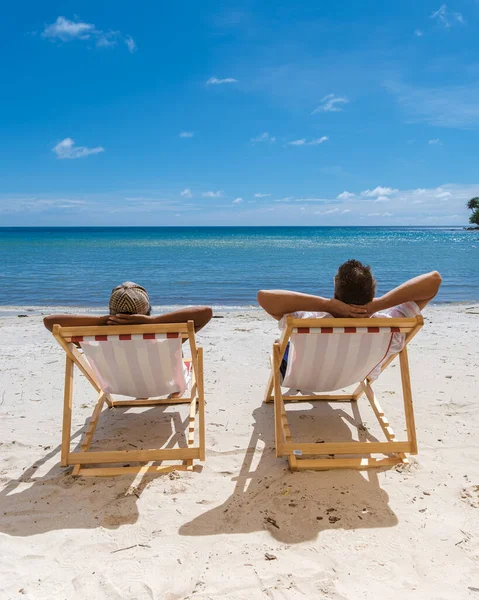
264;315;423;471
52;321;205;477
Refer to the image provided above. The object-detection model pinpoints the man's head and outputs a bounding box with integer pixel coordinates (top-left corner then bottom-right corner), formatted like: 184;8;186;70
109;282;151;316
334;259;376;305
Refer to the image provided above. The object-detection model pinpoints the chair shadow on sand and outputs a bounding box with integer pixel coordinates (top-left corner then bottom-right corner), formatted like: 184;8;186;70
179;396;400;543
0;405;195;537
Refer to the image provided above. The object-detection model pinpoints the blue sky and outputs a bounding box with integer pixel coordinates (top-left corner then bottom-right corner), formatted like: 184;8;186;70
1;0;478;226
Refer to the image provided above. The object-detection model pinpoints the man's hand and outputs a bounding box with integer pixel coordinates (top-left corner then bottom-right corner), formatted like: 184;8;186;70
328;299;370;318
107;314;152;325
349;298;382;316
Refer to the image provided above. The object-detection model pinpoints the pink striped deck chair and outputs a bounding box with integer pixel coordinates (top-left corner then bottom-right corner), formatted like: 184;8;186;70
264;315;423;471
52;321;205;477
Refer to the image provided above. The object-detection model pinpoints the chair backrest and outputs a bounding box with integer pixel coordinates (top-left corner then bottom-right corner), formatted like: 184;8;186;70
55;323;194;398
282;317;421;393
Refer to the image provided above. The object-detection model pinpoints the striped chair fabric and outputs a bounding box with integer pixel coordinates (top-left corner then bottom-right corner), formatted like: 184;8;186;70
76;333;187;398
283;326;399;393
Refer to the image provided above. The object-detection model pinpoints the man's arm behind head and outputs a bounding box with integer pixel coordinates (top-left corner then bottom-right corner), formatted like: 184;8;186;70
43;314;109;332
370;271;442;313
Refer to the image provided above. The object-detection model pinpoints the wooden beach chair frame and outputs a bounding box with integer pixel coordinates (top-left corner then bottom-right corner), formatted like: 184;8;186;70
264;315;424;471
52;321;205;477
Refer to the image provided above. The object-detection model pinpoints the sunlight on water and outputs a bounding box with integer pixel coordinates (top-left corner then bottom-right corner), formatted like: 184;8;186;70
0;227;477;305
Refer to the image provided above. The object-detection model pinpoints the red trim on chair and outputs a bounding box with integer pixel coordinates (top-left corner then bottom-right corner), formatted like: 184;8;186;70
297;327;310;334
119;334;131;340
143;333;155;339
321;327;333;333
167;332;180;339
344;327;356;333
95;335;108;341
72;336;83;343
391;326;400;333
367;326;380;333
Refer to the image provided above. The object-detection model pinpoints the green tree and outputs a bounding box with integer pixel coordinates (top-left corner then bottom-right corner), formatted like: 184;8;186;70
466;197;479;226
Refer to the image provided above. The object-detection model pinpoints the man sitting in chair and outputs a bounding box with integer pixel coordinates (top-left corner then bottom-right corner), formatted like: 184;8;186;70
258;260;442;379
44;281;213;333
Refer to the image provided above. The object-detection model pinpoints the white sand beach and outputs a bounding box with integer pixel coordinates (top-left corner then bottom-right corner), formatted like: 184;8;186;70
0;305;478;599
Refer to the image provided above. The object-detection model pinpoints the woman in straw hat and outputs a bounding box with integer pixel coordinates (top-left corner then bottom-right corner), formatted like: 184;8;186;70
43;281;212;332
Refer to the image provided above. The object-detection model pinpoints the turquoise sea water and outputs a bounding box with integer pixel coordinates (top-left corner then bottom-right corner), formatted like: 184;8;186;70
0;227;477;308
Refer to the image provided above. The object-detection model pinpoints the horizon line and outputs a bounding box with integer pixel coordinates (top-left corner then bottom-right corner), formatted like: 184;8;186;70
0;224;470;229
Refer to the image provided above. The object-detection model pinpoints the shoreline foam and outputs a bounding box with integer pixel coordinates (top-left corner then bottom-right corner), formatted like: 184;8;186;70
0;300;478;318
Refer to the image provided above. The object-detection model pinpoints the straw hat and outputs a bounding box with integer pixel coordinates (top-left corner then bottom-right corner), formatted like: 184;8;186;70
109;282;150;315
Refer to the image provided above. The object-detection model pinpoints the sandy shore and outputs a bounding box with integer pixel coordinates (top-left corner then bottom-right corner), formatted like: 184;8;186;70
0;305;478;599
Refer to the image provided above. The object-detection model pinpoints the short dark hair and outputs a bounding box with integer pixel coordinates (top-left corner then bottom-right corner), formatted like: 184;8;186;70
334;259;376;305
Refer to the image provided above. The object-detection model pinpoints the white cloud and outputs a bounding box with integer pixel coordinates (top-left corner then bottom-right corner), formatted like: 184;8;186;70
125;35;136;53
275;197;331;203
251;132;276;143
202;190;223;198
361;186;398;197
431;4;465;28
374;196;390;202
42;16;94;41
206;77;238;85
179;131;194;138
414;29;424;37
314;207;341;215
254;193;271;197
288;136;328;146
42;16;135;51
312;94;349;114
311;136;329;145
337;191;355;200
2;183;477;224
385;81;479;128
53;137;104;159
232;197;243;204
428;138;442;145
0;197;88;214
180;188;192;198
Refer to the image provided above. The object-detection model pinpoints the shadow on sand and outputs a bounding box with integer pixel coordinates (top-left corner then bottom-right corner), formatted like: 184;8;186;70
179;399;399;543
0;406;195;536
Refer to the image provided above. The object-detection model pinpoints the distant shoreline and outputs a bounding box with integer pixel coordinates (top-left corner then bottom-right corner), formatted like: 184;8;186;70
1;301;478;318
0;225;470;230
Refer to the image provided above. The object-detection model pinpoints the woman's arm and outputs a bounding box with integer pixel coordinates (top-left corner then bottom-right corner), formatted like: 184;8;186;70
43;314;109;332
257;290;368;320
108;306;213;332
367;271;442;313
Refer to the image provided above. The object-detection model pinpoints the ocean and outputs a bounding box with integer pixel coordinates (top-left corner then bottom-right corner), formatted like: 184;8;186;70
0;226;477;311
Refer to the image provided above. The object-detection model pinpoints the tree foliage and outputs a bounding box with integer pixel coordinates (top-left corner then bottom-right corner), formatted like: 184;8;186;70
466;197;479;211
467;197;479;225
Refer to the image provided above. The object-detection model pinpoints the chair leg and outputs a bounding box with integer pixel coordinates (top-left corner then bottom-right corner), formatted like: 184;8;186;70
273;344;285;458
61;355;74;467
72;391;107;476
399;347;418;455
361;381;408;464
197;347;206;462
264;369;274;403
